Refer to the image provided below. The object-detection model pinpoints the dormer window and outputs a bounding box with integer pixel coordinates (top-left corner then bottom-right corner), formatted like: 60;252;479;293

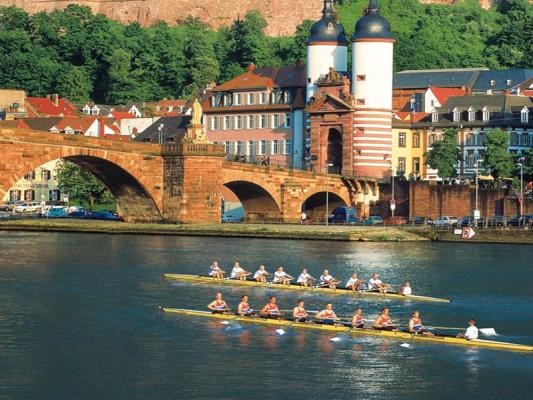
432;110;439;123
283;90;292;104
453;107;460;122
259;92;267;105
521;106;529;123
482;106;490;121
234;93;242;106
223;94;232;107
468;107;476;122
248;93;255;105
91;106;99;115
211;95;217;107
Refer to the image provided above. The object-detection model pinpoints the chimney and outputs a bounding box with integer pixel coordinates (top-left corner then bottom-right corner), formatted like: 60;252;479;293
51;94;59;107
99;118;106;138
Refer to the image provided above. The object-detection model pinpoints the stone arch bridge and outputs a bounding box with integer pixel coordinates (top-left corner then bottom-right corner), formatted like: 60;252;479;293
0;129;378;223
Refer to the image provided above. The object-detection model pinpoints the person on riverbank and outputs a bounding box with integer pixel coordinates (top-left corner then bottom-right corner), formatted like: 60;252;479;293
319;269;339;289
208;261;225;279
260;296;281;318
345;273;363;291
253;265;269;283
231;262;250;281
207;292;230;313
368;273;390;294
351;307;364;328
237;295;254;316
297;268;315;287
315;303;340;325
457;319;479;340
273;265;293;285
373;307;398;331
293;299;309;322
399;281;412;295
408;311;433;335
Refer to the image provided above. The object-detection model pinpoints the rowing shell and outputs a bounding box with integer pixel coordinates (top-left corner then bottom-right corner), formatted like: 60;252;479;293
160;308;533;353
163;274;450;303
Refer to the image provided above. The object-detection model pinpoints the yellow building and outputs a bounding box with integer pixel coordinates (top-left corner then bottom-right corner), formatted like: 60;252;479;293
392;114;426;179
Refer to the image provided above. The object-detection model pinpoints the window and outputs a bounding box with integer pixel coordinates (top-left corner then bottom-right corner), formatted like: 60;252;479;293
10;189;21;202
211;95;218;107
521;107;529;123
259;115;267;129
398;132;406;148
260;140;267;155
271;91;282;104
284;139;292;155
224;141;231;155
49;189;60;202
482;106;490;121
273;140;281;155
223;94;232;107
528;134;533;147
259;92;267;105
236;141;244;156
210;116;219;131
83;106;90;115
413;158;420;174
283;90;292;104
356;99;365;106
356;75;366;81
247;115;255;129
235;116;242;130
453;107;460;122
41;170;51;180
398;157;406;173
248;93;255;105
284;113;292;128
430;100;435;107
24;171;35;180
91;107;99;115
272;114;280;129
468;107;475;122
412;132;420;148
432;111;439;123
466;150;476;168
223;116;231;130
234;93;242;106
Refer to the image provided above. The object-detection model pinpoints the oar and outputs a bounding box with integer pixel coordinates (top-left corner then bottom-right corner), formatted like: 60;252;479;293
279;309;319;314
426;326;497;335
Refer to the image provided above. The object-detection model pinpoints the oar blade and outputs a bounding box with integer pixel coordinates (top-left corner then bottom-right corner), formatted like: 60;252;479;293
479;328;497;336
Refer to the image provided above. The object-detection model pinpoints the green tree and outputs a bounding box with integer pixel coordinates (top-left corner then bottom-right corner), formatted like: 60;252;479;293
56;160;114;209
521;147;533;177
424;128;460;179
57;66;93;103
484;128;514;179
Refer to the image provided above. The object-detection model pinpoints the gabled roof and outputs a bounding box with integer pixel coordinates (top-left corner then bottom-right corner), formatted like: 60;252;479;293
214;65;306;91
306;93;353;113
472;69;533;93
394;68;487;89
112;111;136;120
26;96;78;117
428;87;466;105
52;116;96;132
437;95;533;113
22;117;62;131
134;116;191;143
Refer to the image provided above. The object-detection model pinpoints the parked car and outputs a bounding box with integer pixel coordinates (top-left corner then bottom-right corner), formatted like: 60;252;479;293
87;210;123;221
68;210;88;219
328;207;358;224
221;214;240;223
430;216;458;228
42;207;68;218
14;202;42;213
0;203;14;212
490;215;506;227
384;216;407;225
360;215;383;225
408;216;430;225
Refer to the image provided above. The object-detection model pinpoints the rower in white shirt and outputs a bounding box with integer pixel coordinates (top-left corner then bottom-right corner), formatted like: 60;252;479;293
367;273;390;294
457;319;479;340
230;261;250;281
398;281;412;295
208;260;225;279
345;273;363;291
253;265;270;283
319;269;339;289
296;268;315;287
272;265;293;285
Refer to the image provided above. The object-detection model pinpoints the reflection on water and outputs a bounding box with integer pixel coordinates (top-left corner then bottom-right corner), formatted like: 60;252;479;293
0;232;532;400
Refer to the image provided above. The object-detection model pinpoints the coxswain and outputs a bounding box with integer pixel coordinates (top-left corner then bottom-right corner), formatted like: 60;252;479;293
296;268;315;287
399;281;412;295
319;269;339;289
315;303;339;325
292;299;309;322
237;294;254;316
373;307;397;331
408;311;433;336
457;318;479;340
351;307;364;328
345;273;363;291
273;265;293;285
208;260;225;279
367;273;389;294
230;261;250;281
253;265;269;283
207;292;229;313
260;296;281;318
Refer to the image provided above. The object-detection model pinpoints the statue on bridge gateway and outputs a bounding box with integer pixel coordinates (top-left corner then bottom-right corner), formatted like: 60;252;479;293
183;99;212;145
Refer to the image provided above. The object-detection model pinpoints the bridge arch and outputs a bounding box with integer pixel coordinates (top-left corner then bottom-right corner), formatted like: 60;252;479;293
301;189;349;222
223;180;281;221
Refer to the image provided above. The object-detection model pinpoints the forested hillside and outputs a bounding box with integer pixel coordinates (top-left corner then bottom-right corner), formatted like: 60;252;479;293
0;0;531;104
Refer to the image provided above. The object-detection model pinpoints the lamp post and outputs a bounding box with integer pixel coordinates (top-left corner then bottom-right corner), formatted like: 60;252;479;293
325;163;333;226
517;157;524;218
474;158;483;225
158;123;164;144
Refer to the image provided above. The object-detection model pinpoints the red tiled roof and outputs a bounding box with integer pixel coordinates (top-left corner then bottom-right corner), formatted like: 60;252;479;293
393;112;430;124
52;116;96;132
26;97;78;117
214;65;306;91
112;111;136;120
158;99;187;107
428;87;466;106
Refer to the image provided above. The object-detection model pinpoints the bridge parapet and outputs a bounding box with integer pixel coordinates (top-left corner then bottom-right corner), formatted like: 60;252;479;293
162;143;226;156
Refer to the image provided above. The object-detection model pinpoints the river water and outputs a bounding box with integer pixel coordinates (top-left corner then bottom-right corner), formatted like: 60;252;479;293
0;232;532;400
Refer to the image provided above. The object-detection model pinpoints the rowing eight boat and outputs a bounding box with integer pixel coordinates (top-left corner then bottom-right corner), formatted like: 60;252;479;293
163;274;450;303
160;307;533;353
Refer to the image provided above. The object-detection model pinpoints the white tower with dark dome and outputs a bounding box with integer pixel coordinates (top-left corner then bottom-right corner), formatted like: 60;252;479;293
351;0;394;178
306;0;348;101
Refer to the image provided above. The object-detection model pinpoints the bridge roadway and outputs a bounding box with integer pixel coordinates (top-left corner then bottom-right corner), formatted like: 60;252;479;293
0;128;378;223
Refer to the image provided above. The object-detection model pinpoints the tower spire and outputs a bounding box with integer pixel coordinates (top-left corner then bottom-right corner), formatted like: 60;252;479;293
368;0;379;10
323;0;336;17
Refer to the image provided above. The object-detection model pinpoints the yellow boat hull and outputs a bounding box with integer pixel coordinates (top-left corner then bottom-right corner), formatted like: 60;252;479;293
163;274;450;303
160;307;533;353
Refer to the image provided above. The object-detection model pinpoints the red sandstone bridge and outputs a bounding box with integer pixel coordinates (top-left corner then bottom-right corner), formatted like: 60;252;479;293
0;129;377;223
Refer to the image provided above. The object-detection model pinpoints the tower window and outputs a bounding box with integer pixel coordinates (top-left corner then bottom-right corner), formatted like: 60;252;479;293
398;132;406;148
356;75;366;81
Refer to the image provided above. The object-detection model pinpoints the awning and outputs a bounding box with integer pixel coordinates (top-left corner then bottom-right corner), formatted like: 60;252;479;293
478;175;494;181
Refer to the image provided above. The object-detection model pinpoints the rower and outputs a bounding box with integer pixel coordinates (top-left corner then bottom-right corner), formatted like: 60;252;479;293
260;296;281;319
408;311;433;336
351;307;364;328
296;268;315;287
399;281;412;296
367;273;389;294
237;294;254;316
292;299;308;322
230;261;250;281
207;292;230;314
208;260;225;279
345;273;363;291
373;307;397;331
272;265;293;285
253;265;269;283
457;318;479;340
319;269;339;289
315;303;339;325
